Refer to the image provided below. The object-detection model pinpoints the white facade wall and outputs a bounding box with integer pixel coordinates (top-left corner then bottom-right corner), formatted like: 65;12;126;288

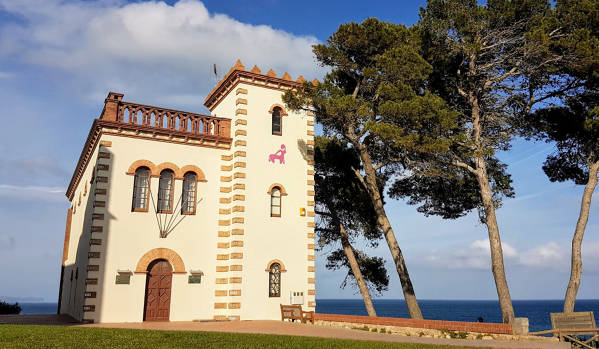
59;142;101;321
212;82;314;320
94;135;224;322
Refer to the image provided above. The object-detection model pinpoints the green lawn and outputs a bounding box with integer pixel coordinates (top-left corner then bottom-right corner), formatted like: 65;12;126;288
0;325;478;349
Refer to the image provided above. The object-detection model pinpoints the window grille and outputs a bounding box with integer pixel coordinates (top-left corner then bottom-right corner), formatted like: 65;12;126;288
271;188;281;217
132;167;150;211
157;170;174;213
269;263;281;297
181;172;197;214
272;108;282;135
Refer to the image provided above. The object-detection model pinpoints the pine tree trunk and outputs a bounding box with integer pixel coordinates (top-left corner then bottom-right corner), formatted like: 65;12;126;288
338;222;378;317
564;160;599;312
357;146;423;319
475;157;515;324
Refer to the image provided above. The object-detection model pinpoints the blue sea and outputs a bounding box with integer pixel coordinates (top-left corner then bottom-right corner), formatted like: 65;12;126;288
17;299;599;332
317;299;599;332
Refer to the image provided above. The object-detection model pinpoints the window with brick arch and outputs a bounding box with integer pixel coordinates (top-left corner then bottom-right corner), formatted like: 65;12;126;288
157;169;174;213
181;172;197;214
269;263;281;297
272;107;282;135
132;167;150;211
270;187;281;217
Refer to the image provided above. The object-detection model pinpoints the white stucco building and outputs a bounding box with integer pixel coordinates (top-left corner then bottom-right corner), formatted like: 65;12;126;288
57;60;316;323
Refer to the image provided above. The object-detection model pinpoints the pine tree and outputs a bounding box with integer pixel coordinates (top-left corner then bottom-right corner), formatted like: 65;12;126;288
314;136;389;316
416;0;595;322
285;18;458;318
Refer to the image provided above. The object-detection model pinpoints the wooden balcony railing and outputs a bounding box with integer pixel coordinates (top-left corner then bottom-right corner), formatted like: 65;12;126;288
100;92;231;139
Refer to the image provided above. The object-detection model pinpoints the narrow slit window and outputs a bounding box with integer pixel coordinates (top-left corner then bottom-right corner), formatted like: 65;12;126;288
269;263;281;297
132;167;150;211
270;187;281;217
272;107;282;135
157;170;174;213
181;172;197;214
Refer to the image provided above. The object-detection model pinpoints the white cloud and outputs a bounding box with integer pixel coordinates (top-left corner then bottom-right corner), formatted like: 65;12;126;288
518;241;566;268
424;238;599;273
0;0;321;109
0;184;65;202
427;239;518;270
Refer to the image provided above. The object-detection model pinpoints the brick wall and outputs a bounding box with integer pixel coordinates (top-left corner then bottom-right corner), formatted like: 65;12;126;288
314;313;513;335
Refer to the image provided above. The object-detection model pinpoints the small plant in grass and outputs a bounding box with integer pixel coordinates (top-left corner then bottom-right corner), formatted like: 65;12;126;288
353;325;370;332
371;328;378;333
418;331;425;337
0;301;21;314
476;334;484;340
379;328;386;334
440;329;467;339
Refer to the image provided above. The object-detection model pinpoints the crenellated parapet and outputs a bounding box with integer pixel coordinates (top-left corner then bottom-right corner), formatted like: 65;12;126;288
204;59;316;111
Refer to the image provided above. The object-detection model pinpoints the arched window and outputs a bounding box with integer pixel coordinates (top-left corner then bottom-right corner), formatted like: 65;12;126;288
269;263;281;297
132;167;150;212
181;172;197;214
157;169;174;213
270;187;281;217
272;107;282;135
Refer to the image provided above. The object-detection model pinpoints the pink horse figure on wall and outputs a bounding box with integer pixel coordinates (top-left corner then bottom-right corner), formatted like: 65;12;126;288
268;144;286;164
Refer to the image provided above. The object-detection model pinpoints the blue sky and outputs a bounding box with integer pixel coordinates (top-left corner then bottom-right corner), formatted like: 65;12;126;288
0;0;598;306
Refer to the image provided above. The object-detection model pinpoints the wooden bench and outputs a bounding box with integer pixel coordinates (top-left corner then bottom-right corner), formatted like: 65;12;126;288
280;304;314;324
531;312;599;349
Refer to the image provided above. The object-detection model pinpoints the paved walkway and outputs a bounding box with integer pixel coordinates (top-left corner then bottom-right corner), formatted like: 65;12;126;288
0;315;568;349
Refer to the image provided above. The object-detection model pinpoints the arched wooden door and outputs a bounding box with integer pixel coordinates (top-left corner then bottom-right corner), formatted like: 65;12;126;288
143;259;172;321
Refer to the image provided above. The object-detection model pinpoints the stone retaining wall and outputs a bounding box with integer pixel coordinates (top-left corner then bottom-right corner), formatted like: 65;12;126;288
315;319;556;343
315;313;512;334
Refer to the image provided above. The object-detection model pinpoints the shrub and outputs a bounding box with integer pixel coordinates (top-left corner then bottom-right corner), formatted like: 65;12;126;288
0;301;22;315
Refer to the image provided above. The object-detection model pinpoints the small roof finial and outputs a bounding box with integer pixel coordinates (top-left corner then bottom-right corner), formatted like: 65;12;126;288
296;75;306;83
250;65;262;74
281;72;292;81
266;69;277;78
232;59;245;71
311;78;319;86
